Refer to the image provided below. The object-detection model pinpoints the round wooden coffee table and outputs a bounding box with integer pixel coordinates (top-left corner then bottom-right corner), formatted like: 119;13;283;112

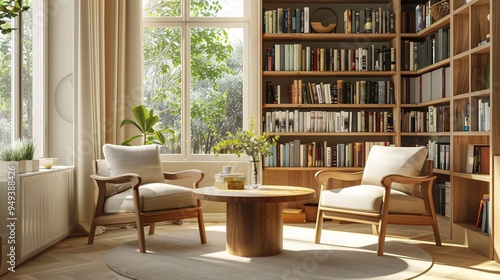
192;185;315;257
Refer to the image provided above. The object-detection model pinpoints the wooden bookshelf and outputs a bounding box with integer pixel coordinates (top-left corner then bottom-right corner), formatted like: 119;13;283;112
260;0;498;262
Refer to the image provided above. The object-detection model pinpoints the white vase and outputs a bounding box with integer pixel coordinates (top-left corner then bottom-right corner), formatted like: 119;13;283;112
247;160;263;189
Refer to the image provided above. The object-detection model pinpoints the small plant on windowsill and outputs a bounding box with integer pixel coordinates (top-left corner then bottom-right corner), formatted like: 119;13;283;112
213;116;279;188
0;137;39;173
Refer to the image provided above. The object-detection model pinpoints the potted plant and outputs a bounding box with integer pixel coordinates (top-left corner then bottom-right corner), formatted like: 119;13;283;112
214;116;279;189
0;137;38;174
0;0;30;35
120;104;174;146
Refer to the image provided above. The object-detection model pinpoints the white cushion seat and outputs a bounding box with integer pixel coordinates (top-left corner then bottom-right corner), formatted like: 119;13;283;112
104;183;197;214
320;185;427;215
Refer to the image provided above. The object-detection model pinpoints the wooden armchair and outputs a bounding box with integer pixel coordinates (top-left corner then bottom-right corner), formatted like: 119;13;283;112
88;144;207;253
315;145;441;256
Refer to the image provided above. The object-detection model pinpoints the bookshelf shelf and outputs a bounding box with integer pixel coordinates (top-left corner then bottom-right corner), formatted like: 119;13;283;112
400;132;450;137
262;33;397;41
453;172;491;182
268;132;397;137
262;71;397;77
416;15;451;37
263;103;396;109
401;97;451;109
264;166;364;172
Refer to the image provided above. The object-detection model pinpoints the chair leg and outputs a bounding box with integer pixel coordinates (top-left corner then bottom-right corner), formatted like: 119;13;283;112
88;221;97;245
197;209;207;244
315;209;324;244
376;218;388;256
371;224;378;235
431;222;442;246
136;216;146;253
148;223;156;235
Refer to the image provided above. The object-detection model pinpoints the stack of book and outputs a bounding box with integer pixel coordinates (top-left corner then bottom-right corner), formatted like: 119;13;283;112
214;173;246;190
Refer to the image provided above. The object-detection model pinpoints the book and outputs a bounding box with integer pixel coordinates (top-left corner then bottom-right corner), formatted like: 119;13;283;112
283;208;306;223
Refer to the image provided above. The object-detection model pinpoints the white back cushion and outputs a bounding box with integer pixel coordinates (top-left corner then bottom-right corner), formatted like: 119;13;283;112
103;144;165;184
361;145;428;196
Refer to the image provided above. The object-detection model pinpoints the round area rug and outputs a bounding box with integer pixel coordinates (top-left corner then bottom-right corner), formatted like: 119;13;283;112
106;225;432;280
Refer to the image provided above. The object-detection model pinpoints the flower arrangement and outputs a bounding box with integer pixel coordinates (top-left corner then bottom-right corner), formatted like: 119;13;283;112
213;116;279;163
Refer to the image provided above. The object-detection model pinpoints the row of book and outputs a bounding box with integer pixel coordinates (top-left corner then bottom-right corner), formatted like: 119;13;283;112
401;27;449;71
263;110;394;133
466;144;490;174
264;141;394;168
401;105;450;133
401;1;443;33
401;67;450;104
427;141;450;171
267;79;395;105
262;7;310;34
476;194;491;234
264;45;395;72
433;181;451;218
343;8;395;34
262;7;395;34
414;1;444;33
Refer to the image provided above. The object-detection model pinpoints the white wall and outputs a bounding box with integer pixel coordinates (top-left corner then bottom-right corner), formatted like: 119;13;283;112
47;0;74;166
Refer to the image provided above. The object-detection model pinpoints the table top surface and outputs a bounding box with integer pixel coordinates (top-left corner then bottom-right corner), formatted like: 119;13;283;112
192;185;316;203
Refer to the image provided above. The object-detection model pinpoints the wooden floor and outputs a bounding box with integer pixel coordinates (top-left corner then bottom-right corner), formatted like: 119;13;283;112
2;220;500;279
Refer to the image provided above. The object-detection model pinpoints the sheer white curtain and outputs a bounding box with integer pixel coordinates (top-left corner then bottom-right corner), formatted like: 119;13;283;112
75;0;142;232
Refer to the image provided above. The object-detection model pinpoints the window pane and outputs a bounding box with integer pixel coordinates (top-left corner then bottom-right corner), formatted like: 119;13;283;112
143;0;181;17
190;28;243;155
0;33;12;146
143;27;182;154
190;0;244;17
22;4;33;139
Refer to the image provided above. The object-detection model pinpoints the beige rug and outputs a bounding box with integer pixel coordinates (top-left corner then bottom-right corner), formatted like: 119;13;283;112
106;224;432;280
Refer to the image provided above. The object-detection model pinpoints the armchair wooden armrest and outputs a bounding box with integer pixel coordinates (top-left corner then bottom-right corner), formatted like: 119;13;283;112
163;169;204;188
315;170;364;191
90;173;141;185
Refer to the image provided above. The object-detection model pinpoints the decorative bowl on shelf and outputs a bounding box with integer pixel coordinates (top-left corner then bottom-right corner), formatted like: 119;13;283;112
39;158;58;169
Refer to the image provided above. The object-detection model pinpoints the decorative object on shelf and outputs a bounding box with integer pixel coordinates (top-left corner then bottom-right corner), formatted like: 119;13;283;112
39;158;58;169
310;7;338;33
430;0;450;21
0;137;38;173
214;116;279;189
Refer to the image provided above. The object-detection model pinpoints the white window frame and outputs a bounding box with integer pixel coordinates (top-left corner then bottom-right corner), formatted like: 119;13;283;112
9;0;47;158
143;0;260;162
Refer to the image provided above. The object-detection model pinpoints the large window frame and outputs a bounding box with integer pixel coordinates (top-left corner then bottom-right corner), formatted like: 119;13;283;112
142;0;259;162
1;0;46;157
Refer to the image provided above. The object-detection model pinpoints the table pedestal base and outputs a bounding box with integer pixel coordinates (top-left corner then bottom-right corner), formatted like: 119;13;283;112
226;202;283;257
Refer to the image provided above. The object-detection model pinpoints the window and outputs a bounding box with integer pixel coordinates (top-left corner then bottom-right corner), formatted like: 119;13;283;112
0;0;43;155
143;0;255;160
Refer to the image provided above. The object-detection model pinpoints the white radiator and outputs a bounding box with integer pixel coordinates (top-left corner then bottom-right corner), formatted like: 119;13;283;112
17;167;75;262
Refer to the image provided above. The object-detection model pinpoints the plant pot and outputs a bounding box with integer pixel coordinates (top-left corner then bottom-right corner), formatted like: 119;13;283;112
0;160;39;174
